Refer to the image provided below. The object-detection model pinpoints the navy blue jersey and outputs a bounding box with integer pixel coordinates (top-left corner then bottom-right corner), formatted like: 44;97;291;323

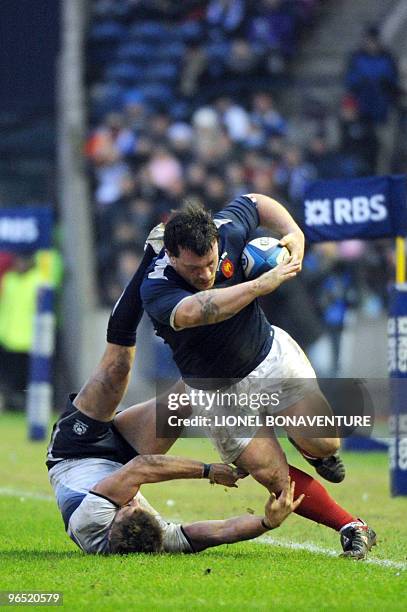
141;196;273;387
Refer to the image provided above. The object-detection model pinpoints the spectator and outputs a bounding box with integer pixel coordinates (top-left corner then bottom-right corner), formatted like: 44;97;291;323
111;217;140;249
192;106;224;161
251;92;287;137
345;25;400;125
204;173;229;210
244;120;267;149
206;0;246;39
306;135;342;179
287;96;338;151
147;146;183;190
215;96;251;143
116;248;143;287
128;197;157;240
149;112;171;141
223;39;266;99
156;177;188;215
97;212;139;281
192;104;220;131
303;243;360;376
248;0;298;58
275;144;317;205
132;133;154;163
338;94;378;174
179;41;208;99
122;90;147;132
251;162;276;195
167;122;194;162
225;161;250;197
0;254;42;410
94;160;135;222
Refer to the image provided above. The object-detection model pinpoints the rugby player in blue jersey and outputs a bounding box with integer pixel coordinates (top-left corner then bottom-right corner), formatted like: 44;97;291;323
46;245;304;554
140;194;377;558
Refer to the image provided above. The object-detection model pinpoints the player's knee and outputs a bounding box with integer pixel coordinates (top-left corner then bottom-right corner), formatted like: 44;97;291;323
321;437;340;457
251;462;289;493
309;437;340;458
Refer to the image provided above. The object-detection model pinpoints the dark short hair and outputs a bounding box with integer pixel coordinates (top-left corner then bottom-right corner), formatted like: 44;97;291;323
164;203;218;257
109;509;163;554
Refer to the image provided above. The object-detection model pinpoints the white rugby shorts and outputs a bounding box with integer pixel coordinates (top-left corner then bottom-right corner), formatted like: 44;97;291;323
186;326;319;463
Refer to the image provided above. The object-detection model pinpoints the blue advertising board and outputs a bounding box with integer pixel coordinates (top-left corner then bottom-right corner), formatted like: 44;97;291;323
0;207;53;251
303;175;407;242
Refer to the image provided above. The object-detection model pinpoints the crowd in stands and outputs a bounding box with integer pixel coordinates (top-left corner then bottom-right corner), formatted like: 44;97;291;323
86;0;400;376
88;0;321;120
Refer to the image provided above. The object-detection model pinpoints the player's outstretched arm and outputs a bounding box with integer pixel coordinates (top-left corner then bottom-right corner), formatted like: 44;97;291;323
174;259;300;328
247;193;305;269
182;476;304;552
74;245;155;421
74;344;135;422
92;455;242;506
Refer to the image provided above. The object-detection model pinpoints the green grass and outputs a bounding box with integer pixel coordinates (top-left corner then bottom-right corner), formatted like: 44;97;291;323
0;412;406;611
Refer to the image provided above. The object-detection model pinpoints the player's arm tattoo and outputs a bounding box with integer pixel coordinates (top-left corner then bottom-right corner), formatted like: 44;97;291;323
194;290;234;324
195;291;219;324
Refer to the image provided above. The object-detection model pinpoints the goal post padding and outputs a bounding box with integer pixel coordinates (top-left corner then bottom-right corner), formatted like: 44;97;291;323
388;284;407;496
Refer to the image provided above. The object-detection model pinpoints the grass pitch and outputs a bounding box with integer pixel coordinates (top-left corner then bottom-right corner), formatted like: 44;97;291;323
0;412;406;611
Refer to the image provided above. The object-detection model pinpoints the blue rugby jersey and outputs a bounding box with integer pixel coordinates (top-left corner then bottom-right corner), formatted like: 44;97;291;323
141;196;273;387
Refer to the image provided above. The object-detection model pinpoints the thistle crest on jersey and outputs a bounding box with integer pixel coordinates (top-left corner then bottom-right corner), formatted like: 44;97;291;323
73;420;88;436
241;237;290;280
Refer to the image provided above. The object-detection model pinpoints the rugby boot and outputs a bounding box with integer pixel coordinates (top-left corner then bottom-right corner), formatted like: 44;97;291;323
288;437;346;483
340;520;377;559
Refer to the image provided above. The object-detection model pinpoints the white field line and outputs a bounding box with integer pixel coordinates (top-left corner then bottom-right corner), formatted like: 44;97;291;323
257;536;407;571
0;487;54;502
1;487;406;570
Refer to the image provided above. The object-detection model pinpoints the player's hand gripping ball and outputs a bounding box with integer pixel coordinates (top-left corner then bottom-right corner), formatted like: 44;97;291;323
241;237;290;280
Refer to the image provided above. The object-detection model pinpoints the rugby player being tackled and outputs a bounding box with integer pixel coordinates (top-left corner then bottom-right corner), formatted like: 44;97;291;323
141;194;377;559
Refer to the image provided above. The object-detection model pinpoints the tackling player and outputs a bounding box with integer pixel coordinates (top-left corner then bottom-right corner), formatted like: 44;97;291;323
47;347;302;555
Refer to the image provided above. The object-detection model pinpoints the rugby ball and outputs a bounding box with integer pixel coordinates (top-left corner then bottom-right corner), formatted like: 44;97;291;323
241;237;290;280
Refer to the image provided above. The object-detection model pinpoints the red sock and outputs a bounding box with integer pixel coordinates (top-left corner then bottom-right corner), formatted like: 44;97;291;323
288;465;356;531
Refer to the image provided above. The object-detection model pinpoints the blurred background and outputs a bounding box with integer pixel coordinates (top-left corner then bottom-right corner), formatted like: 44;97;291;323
0;0;407;411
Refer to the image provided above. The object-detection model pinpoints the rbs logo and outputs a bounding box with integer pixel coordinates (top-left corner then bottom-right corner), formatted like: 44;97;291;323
305;194;388;227
0;218;39;243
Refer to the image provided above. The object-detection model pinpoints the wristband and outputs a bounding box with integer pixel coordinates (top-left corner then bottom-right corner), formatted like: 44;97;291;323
261;518;272;531
203;463;211;478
